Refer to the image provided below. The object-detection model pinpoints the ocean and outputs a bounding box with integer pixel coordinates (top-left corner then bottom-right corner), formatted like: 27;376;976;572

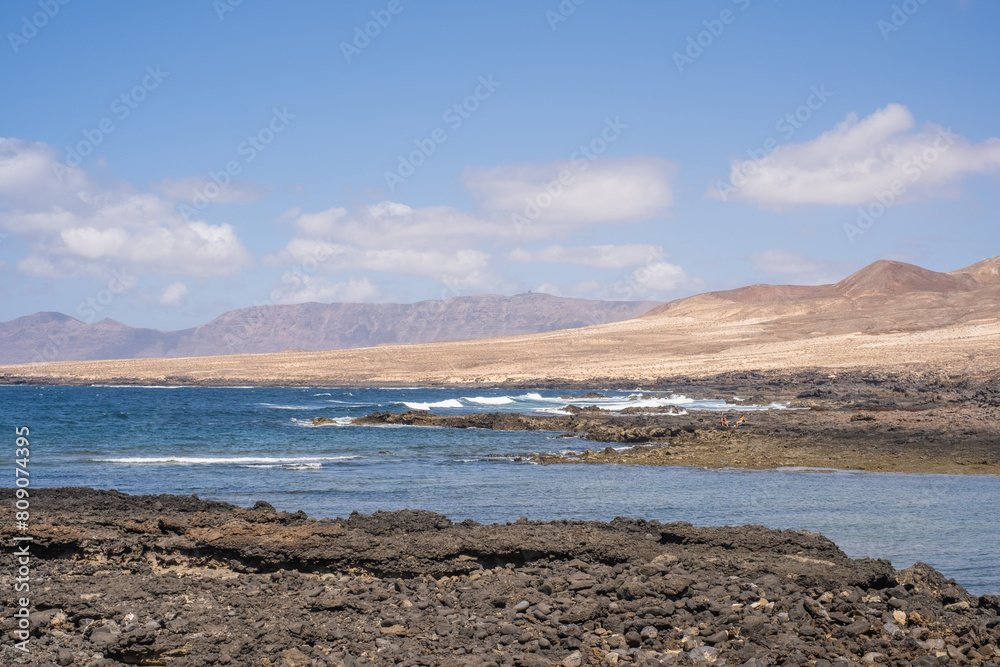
2;385;996;595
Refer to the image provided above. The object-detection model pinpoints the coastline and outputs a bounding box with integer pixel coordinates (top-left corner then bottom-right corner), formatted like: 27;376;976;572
3;489;999;666
6;367;997;476
325;369;1000;476
346;406;1000;476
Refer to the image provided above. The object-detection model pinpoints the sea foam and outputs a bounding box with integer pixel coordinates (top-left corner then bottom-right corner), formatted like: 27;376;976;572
401;399;464;410
98;456;355;465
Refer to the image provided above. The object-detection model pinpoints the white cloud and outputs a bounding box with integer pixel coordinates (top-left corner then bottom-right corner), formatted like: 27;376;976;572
631;261;687;294
277;207;302;223
508;244;664;269
153;176;271;204
60;226;129;259
265;202;507;291
159;281;189;306
749;249;852;285
289;206;347;237
270;275;380;304
0;137;253;278
0;138;90;211
273;202;516;251
534;261;688;301
15;255;56;278
750;249;823;276
269;237;490;281
463;156;676;226
530;283;562;297
267;156;684;301
713;104;1000;207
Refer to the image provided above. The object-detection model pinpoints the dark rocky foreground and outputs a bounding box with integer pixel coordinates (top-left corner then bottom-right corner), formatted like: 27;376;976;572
2;490;999;666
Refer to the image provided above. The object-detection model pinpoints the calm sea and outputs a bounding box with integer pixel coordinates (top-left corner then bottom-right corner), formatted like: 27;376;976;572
2;386;996;595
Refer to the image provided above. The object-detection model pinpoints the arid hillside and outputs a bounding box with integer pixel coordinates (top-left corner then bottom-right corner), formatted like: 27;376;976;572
2;257;999;386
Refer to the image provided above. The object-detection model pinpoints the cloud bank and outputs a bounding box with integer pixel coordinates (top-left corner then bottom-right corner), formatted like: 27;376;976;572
0;137;253;279
713;104;1000;207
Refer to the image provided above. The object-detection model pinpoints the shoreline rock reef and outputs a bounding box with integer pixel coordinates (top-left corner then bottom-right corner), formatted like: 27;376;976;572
2;489;999;666
321;370;1000;476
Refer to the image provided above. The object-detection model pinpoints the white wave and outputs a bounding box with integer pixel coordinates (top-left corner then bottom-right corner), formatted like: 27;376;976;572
99;456;356;465
313;393;332;396
89;385;185;389
238;462;324;470
257;403;319;410
401;399;464;410
463;396;515;405
516;392;699;409
292;417;353;427
91;385;267;389
597;396;695;411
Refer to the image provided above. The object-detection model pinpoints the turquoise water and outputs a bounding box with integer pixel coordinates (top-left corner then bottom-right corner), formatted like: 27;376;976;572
1;386;996;595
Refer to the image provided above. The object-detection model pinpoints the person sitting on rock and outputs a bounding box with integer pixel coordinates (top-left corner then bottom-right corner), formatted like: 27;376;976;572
735;416;746;427
720;416;729;427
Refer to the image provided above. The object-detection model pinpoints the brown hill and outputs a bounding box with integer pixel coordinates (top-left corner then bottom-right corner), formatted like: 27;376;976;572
2;255;998;385
821;259;977;298
952;255;1000;284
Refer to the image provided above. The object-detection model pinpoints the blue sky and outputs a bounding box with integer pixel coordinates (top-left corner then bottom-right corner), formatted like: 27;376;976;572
1;0;998;330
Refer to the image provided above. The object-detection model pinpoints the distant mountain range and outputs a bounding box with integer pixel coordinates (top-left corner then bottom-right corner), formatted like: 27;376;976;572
0;294;661;365
3;256;1000;385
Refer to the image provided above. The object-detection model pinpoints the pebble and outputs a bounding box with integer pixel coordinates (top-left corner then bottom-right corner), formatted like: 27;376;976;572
561;650;583;667
689;645;721;663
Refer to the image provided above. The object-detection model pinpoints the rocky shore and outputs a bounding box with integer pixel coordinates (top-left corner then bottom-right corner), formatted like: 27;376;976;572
330;371;1000;475
2;489;999;666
